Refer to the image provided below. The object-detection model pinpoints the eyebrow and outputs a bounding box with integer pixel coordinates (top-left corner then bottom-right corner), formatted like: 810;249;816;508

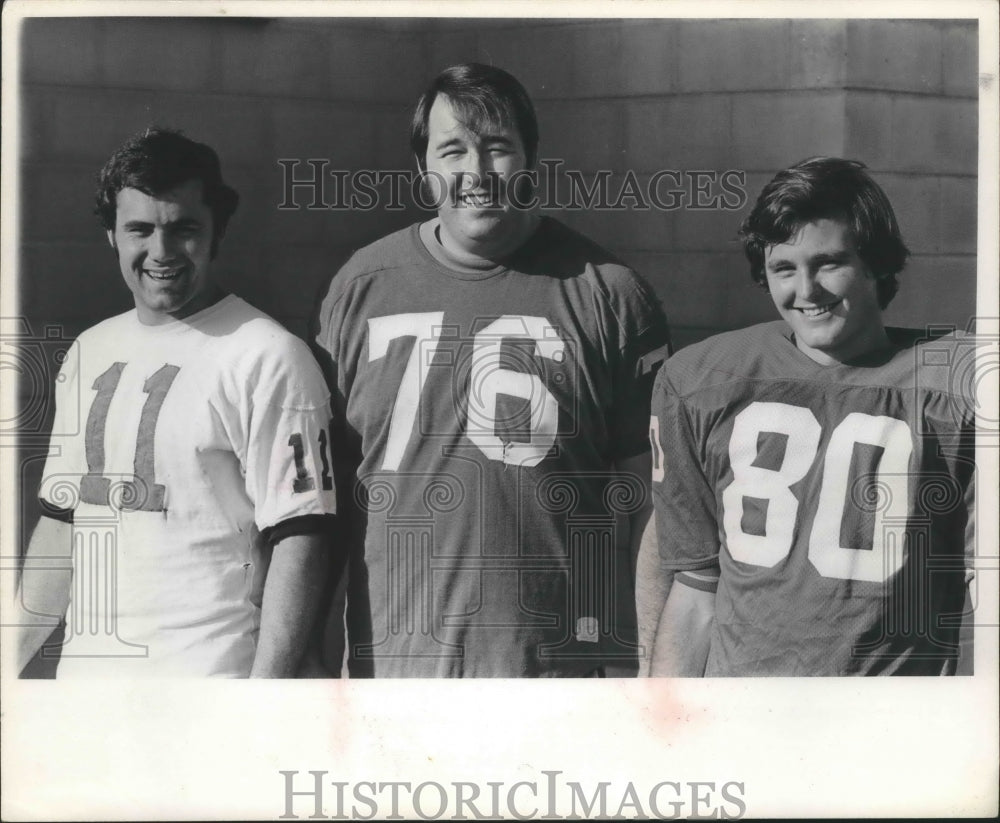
764;254;794;270
432;134;515;151
765;250;852;269
813;251;851;263
432;137;466;151
479;134;515;145
122;217;204;230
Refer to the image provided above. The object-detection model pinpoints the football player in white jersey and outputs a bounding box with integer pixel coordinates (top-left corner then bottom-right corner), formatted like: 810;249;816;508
15;129;337;677
640;158;975;676
313;64;671;677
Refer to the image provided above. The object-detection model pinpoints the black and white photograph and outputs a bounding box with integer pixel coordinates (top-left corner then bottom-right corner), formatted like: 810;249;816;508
2;0;997;819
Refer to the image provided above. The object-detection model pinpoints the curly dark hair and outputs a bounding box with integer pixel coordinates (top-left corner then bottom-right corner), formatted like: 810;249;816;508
95;127;239;255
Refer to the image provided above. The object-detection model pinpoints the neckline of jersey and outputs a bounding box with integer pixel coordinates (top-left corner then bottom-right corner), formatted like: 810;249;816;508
129;292;237;333
781;324;912;371
412;218;543;281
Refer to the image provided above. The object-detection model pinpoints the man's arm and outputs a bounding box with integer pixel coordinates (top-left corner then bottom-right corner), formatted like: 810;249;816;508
957;441;976;675
250;532;329;678
302;528;351;678
635;515;673;676
15;515;73;674
596;452;654;677
616;451;654;569
649;576;716;677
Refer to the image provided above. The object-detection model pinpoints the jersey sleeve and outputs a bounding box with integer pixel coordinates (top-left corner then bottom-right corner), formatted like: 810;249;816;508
311;254;359;397
311;283;338;394
311;261;366;489
243;338;338;533
650;366;722;571
38;338;85;516
608;273;672;461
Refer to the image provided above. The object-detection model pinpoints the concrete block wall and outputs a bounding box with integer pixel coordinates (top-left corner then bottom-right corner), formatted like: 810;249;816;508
841;21;979;328
426;18;979;347
19;17;426;346
19;16;979;347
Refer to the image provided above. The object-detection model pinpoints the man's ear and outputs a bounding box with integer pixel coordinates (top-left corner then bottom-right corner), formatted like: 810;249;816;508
106;229;116;250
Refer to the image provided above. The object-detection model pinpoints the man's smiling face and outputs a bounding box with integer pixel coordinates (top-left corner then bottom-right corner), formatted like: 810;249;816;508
422;94;534;262
109;179;218;325
764;217;887;365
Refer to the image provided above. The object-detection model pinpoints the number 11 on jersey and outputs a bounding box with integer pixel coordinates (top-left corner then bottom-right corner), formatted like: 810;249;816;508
288;423;335;493
80;362;180;511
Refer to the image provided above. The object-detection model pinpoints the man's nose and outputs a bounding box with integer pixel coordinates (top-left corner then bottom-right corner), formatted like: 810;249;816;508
460;150;489;189
147;229;175;262
793;269;823;302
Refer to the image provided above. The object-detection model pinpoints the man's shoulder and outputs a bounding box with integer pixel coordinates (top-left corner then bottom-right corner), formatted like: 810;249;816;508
337;224;421;280
201;298;328;404
313;224;429;341
887;325;970;356
883;325;975;399
316;224;424;321
530;218;664;321
530;217;633;280
75;307;138;341
660;322;783;394
214;296;317;361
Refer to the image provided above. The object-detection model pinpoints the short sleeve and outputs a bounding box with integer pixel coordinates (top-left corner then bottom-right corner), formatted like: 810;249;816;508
650;366;722;571
311;254;359;395
242;339;338;532
608;274;672;460
312;261;365;475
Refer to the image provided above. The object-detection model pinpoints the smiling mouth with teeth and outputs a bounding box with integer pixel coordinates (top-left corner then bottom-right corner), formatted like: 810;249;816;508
796;302;842;317
144;267;184;281
458;192;500;208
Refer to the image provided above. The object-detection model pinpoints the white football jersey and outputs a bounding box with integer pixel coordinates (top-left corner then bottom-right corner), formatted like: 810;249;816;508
40;295;337;676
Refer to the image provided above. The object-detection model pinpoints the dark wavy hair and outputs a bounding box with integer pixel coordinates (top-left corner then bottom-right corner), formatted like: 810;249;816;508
410;63;539;170
738;157;909;308
95;127;239;256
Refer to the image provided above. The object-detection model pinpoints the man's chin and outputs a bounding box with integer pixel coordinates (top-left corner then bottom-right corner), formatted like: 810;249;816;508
139;290;194;315
798;325;865;359
449;208;509;228
446;216;509;242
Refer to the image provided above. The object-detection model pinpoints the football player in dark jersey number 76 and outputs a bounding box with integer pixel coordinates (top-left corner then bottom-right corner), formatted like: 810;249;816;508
313;64;671;677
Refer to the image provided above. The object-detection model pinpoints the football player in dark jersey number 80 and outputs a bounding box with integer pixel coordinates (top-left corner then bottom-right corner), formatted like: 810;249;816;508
640;157;976;676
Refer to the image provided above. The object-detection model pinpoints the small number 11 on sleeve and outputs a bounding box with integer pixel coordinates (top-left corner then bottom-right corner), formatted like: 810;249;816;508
288;422;335;493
